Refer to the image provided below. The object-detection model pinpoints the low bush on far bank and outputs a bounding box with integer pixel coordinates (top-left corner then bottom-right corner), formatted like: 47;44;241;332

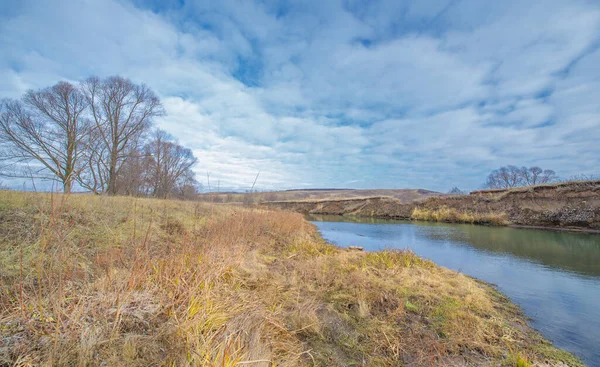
411;206;509;226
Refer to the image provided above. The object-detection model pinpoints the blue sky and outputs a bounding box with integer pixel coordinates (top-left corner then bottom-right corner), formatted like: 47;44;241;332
1;0;599;192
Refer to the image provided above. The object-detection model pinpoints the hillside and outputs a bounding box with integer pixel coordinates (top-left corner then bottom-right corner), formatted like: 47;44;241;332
0;191;581;366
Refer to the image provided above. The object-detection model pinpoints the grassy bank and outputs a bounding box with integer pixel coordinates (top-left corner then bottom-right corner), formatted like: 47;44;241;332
0;191;581;366
411;206;509;226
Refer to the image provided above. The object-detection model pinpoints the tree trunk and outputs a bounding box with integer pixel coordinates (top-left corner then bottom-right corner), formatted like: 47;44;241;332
107;167;117;195
107;148;118;195
63;179;72;194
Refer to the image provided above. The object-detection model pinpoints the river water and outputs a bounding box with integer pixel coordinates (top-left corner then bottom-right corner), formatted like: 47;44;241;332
309;215;600;366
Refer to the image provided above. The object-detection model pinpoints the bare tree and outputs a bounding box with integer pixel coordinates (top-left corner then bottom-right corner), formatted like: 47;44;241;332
485;165;557;189
539;169;557;184
0;82;91;193
79;76;163;195
485;165;521;189
77;131;109;194
115;147;148;196
144;129;197;198
175;169;200;200
521;166;539;185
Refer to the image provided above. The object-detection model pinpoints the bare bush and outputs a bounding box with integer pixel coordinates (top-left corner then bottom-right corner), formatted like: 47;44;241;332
558;174;600;183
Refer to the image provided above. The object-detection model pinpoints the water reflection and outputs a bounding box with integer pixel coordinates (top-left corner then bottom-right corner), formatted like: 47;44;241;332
308;215;600;278
309;215;600;366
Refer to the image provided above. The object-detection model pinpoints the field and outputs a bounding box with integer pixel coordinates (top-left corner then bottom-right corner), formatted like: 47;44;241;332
0;191;582;366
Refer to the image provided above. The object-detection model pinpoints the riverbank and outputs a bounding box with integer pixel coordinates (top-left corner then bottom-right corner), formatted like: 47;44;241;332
264;180;600;232
0;191;582;366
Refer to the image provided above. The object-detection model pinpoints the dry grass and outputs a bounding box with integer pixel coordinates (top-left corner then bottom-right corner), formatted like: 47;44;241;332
411;206;509;226
0;191;580;366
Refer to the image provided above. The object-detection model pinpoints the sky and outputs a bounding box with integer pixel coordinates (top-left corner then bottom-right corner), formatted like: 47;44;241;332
1;0;599;192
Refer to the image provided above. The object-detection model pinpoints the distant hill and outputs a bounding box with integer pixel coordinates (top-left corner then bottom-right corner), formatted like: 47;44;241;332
198;188;444;204
283;188;353;192
268;188;443;203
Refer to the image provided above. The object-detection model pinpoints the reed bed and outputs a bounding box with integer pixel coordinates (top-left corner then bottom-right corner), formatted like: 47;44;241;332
411;206;509;225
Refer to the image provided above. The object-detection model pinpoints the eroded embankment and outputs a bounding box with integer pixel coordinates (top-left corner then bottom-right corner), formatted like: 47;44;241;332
0;191;582;366
264;180;600;231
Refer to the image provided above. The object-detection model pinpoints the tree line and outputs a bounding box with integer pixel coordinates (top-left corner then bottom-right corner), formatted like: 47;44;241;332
0;76;198;198
484;165;557;189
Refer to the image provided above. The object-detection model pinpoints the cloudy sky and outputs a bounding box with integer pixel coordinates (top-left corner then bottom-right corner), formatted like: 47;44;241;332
1;0;599;192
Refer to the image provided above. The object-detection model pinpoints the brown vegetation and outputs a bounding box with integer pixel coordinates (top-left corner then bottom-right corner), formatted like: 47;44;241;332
411;207;508;225
0;191;581;366
265;180;600;231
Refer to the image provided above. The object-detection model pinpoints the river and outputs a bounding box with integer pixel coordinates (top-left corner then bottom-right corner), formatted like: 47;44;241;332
308;215;600;366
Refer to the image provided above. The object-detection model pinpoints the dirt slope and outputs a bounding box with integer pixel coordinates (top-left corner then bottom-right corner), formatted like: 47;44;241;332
264;181;600;231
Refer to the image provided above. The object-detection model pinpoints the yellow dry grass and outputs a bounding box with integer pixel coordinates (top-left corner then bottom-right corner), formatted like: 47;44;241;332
411;206;509;226
0;191;580;366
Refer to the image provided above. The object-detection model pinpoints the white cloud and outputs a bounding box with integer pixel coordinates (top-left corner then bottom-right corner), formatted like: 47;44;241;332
0;0;599;192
